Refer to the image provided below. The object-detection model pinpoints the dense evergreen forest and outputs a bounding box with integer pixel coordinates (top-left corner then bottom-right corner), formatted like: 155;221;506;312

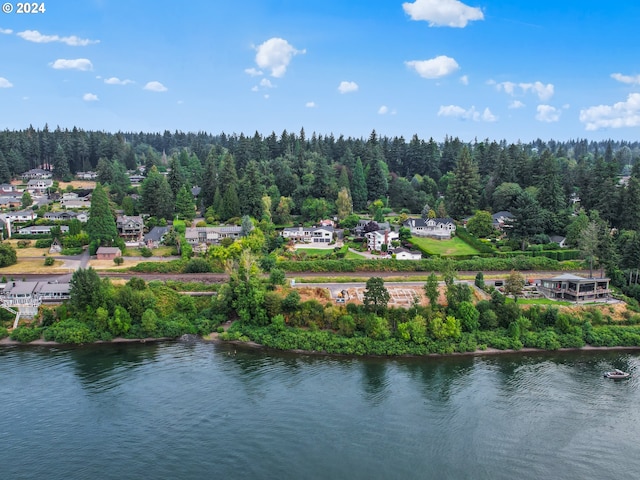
2;125;640;295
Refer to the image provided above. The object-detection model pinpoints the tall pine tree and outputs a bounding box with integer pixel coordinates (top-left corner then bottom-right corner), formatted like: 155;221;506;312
446;146;480;219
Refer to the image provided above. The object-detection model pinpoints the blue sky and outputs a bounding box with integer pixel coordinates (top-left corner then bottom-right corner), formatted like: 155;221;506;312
1;0;640;142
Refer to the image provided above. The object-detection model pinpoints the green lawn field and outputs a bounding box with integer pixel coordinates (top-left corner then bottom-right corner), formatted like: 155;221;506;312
408;236;480;256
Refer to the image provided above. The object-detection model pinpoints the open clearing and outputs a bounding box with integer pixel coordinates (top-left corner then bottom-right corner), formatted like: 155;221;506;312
409;236;480;256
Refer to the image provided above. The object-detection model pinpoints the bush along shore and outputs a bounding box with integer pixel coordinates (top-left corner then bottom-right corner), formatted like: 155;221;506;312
3;254;640;359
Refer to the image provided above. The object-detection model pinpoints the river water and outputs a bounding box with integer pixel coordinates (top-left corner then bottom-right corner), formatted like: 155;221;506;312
1;342;639;480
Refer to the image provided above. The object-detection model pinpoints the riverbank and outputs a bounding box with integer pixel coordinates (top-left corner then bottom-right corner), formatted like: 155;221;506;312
0;336;171;347
5;330;640;361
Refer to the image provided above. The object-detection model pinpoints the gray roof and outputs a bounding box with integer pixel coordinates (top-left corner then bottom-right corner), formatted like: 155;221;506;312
144;226;170;242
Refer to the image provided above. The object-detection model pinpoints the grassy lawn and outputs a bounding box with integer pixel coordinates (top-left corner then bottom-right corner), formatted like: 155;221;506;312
408;236;480;256
0;259;66;275
504;297;572;306
345;251;366;259
294;248;336;256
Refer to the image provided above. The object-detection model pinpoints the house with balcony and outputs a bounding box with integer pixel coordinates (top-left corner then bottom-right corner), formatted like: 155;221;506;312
116;215;144;241
281;225;335;244
22;168;52;180
538;274;610;302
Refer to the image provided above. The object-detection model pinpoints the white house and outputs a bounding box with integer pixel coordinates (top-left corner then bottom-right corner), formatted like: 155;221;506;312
403;218;456;239
17;225;69;235
26;178;53;195
5;210;38;222
281;226;334;244
365;229;398;251
22;168;52;180
391;247;422;260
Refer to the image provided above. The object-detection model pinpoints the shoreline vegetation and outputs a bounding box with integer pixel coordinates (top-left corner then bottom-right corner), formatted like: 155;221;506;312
3;329;640;361
2;260;640;357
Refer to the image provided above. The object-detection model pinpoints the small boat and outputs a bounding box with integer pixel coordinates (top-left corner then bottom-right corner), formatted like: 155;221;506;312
604;369;630;379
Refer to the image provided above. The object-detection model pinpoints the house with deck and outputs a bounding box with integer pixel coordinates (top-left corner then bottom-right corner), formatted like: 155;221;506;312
116;215;144;241
280;225;335;244
538;274;610;302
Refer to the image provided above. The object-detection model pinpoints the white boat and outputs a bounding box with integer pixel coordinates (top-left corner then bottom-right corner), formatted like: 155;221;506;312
604;369;630;379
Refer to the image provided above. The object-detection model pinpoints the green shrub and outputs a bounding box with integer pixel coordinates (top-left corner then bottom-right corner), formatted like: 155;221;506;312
44;256;55;266
43;319;96;344
139;247;153;258
183;258;212;273
10;326;42;343
35;239;53;248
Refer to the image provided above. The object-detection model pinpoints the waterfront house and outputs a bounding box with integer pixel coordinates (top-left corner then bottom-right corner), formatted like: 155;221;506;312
538;273;610;302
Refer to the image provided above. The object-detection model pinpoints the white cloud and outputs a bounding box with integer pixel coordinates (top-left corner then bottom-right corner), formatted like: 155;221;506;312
0;28;13;34
611;73;640;85
254;37;305;78
494;80;554;101
405;56;459;79
0;77;13;88
244;67;263;77
403;0;484;27
143;81;168;92
251;86;259;92
17;30;98;46
378;105;389;115
259;78;274;88
305;101;316;108
104;77;133;85
459;75;469;85
535;104;561;122
264;94;270;99
50;58;93;71
82;93;99;102
579;93;640;131
438;105;497;122
338;81;359;94
509;100;525;109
